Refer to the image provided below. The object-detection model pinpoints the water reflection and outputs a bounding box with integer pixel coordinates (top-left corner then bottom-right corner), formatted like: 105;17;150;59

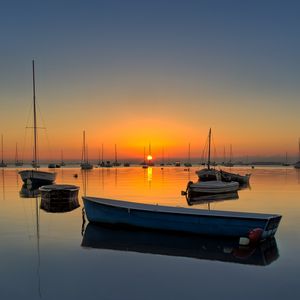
186;192;239;206
82;223;279;266
19;184;40;198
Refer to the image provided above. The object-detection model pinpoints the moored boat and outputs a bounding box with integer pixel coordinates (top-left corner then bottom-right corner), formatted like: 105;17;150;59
18;60;56;187
83;196;281;241
186;180;239;197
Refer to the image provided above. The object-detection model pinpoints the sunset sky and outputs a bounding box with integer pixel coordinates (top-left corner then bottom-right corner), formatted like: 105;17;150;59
0;0;299;162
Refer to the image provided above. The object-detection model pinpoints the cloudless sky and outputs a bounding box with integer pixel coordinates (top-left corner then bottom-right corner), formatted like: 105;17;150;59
0;0;299;161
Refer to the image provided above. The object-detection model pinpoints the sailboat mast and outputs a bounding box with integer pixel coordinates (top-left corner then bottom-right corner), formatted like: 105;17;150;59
32;60;38;168
143;146;146;164
207;128;211;169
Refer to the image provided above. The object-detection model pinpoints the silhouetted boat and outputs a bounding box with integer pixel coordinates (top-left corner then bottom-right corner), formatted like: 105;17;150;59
83;197;281;241
81;223;279;266
19;60;56;187
294;138;300;169
80;130;93;170
0;134;7;168
15;143;23;166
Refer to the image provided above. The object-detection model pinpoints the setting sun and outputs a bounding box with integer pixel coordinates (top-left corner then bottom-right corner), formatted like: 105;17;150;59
147;155;153;161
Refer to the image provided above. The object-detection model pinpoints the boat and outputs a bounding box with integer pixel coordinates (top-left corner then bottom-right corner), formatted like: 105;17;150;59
15;143;23;166
294;138;300;169
82;223;279;266
60;150;66;166
0;134;7;168
19;61;56;187
47;163;60;168
196;129;250;185
39;184;80;213
223;144;234;167
219;169;251;185
80;130;93;170
112;144;121;166
82;196;281;241
186;180;239;197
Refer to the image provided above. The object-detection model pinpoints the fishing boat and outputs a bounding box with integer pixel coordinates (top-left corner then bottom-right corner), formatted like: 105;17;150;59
19;61;56;187
294;138;300;169
80;130;93;170
0;135;7;168
82;196;281;241
219;169;251;185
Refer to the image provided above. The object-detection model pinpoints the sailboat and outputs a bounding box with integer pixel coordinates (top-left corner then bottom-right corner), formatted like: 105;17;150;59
19;60;56;187
112;144;121;166
224;144;234;167
15;143;23;166
0;134;7;168
80;130;93;170
294;138;300;169
60;150;66;166
184;143;192;167
188;129;239;196
141;146;148;168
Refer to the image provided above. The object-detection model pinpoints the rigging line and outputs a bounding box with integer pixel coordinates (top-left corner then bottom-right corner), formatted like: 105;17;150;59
36;102;53;161
211;133;217;163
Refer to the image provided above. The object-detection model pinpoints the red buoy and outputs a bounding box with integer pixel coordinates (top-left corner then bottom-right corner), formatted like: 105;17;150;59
248;228;263;244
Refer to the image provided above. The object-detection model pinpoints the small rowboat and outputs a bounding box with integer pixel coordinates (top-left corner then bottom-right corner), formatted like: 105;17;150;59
83;196;281;242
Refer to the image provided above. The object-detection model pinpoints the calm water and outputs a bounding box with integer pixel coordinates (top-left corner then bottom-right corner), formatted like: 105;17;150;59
0;166;299;300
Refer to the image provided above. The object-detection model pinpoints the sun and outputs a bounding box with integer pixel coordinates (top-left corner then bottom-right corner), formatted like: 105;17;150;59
147;155;153;161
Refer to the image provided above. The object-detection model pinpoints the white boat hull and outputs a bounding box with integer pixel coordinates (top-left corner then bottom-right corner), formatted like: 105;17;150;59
19;170;56;187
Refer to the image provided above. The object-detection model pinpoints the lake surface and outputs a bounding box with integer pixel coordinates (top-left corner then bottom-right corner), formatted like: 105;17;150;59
0;166;299;300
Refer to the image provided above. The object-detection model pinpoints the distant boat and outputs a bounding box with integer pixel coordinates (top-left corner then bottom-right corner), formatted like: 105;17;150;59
0;134;7;168
80;130;93;170
19;60;56;187
83;197;281;241
48;163;60;168
112;144;121;166
82;223;279;266
15;143;23;166
60;150;66;166
174;161;181;167
223;144;234;167
123;162;130;167
184;143;192;167
294;138;300;169
282;152;290;166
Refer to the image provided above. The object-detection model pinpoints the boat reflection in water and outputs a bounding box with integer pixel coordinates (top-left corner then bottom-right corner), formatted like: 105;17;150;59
82;223;279;266
19;184;40;198
186;192;239;206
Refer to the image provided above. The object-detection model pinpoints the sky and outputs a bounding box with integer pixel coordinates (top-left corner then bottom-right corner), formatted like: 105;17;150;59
0;0;300;162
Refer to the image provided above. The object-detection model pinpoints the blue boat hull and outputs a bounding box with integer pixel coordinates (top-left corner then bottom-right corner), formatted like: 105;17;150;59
83;198;281;239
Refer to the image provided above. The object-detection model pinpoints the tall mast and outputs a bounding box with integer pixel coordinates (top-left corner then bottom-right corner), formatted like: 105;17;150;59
32;60;38;168
143;146;146;164
207;128;211;169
